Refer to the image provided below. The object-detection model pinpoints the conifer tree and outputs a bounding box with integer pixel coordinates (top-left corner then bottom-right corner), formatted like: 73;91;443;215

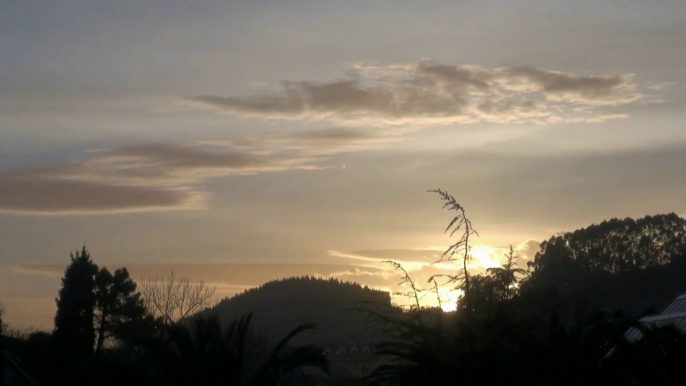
94;267;147;355
53;245;99;357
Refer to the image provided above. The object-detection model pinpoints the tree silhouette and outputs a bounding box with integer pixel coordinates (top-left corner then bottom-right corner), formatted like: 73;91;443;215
486;245;527;301
385;261;427;331
429;189;478;352
0;300;4;336
142;271;216;326
364;306;456;386
459;273;497;322
54;245;99;358
364;191;484;385
94;267;148;355
146;313;328;386
525;214;686;291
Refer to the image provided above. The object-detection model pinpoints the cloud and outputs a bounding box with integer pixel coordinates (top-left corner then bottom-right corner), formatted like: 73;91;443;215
327;248;473;289
0;144;319;215
183;60;646;126
469;240;540;271
315;267;395;280
329;246;508;271
334;248;444;263
0;178;201;215
514;239;541;261
645;81;678;91
0;127;402;216
1;59;655;217
12;265;66;278
13;263;389;287
329;242;540;279
497;67;639;105
11;241;535;319
281;127;402;154
13;262;396;304
325;242;540;310
198;127;403;157
1;61;654;216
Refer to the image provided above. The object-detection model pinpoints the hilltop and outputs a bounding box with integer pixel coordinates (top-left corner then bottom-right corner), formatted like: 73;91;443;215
517;213;686;318
197;276;397;347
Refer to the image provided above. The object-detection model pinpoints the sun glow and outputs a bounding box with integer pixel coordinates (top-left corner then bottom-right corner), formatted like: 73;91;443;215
470;245;501;268
438;288;462;312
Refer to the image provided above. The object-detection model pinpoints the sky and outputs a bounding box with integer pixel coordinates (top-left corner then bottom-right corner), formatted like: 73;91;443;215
1;0;686;328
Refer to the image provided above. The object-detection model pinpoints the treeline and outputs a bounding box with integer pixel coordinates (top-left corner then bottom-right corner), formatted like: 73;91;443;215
0;248;327;385
2;199;686;385
525;213;686;290
218;275;389;307
53;246;152;359
367;195;686;386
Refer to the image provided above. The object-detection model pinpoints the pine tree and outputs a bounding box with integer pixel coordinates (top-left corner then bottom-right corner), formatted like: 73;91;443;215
53;245;99;357
94;267;147;355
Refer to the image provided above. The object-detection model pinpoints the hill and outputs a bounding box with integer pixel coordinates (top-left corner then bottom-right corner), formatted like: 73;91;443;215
517;213;686;319
526;213;686;289
197;276;397;347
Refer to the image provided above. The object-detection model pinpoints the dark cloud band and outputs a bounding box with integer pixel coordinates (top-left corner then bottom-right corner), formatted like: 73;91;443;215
0;144;314;215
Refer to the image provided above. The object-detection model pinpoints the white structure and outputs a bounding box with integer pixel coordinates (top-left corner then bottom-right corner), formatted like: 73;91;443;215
625;294;686;342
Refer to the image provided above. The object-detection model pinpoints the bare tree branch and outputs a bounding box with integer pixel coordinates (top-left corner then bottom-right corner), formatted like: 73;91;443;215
141;271;216;326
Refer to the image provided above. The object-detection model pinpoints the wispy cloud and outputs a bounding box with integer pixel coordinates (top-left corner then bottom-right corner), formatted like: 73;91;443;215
0;123;410;215
0;176;203;216
0;59;656;216
196;127;403;157
645;81;678;92
183;60;646;126
327;243;538;272
13;263;387;286
0;144;320;215
328;241;539;281
325;241;539;309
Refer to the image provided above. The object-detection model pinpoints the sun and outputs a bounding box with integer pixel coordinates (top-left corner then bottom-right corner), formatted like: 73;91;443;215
470;245;501;268
438;288;462;312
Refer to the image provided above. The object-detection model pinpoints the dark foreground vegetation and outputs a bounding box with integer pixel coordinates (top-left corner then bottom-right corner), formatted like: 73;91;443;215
2;191;686;385
363;193;686;386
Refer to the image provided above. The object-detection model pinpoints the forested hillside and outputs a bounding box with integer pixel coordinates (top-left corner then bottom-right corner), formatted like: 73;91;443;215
517;213;686;317
526;213;686;288
3;214;686;385
199;276;396;346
